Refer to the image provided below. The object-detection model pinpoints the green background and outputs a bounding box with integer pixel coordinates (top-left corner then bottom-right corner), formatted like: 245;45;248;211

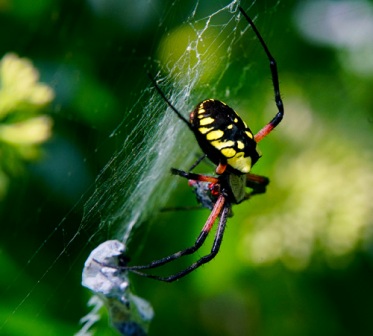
1;0;373;335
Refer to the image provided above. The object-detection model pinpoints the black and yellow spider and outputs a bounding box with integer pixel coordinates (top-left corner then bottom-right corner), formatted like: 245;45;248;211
124;7;284;282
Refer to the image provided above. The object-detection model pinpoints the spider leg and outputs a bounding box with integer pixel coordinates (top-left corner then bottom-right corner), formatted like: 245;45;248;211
188;154;207;172
239;173;270;202
171;168;219;184
246;173;269;196
238;7;284;143
147;204;230;282
148;73;193;131
216;162;228;175
125;194;227;282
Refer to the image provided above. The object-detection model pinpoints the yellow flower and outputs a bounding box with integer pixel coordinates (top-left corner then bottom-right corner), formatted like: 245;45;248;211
0;115;52;145
0;53;54;117
0;53;55;198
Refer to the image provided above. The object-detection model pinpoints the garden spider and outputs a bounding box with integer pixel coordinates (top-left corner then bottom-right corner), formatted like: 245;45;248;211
123;7;284;282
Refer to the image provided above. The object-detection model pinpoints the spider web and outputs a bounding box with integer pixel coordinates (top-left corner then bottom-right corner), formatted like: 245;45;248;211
1;0;268;334
5;1;373;335
78;2;257;330
81;0;263;245
78;1;265;333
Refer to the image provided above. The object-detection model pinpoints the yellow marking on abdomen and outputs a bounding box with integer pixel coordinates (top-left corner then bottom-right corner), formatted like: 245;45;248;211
199;127;214;134
221;147;236;158
227;153;252;173
245;131;253;139
199;117;215;126
206;129;224;140
197;108;205;116
237;141;245;150
210;140;235;150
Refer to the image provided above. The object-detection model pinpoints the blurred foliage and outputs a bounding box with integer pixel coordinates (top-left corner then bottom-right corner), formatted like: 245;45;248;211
1;0;373;336
0;53;54;199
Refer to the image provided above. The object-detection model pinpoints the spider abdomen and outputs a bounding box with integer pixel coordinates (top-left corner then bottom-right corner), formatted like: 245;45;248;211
190;99;260;174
